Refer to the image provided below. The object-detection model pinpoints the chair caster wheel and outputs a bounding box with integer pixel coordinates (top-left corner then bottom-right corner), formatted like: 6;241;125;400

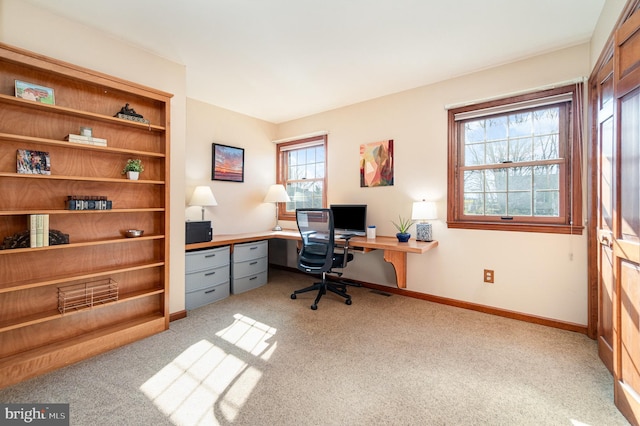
291;294;297;299
346;299;352;305
311;304;318;310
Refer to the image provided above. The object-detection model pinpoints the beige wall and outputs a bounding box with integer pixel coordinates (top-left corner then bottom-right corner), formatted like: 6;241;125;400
276;44;592;325
185;99;277;233
0;0;627;325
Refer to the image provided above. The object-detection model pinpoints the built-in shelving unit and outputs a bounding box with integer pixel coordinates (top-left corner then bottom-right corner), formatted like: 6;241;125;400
0;43;172;389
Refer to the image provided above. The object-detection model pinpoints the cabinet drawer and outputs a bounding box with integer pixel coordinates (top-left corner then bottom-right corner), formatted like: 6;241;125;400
186;265;230;292
233;256;268;279
186;246;229;272
233;240;267;262
186;282;229;310
231;271;268;294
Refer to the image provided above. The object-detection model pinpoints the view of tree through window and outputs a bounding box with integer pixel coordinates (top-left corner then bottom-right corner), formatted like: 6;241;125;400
276;135;327;220
462;107;562;217
447;84;583;234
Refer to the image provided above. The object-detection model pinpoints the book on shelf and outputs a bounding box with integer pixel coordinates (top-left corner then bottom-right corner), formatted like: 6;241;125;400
64;134;107;147
66;195;112;210
16;149;51;175
28;214;49;247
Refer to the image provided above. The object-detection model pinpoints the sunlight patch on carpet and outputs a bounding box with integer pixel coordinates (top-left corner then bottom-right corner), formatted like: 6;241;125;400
140;314;277;425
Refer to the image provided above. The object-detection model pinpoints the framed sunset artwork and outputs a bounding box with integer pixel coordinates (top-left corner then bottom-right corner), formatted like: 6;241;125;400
212;143;244;182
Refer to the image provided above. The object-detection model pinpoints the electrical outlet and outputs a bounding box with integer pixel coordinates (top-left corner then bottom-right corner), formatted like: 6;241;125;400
484;269;494;283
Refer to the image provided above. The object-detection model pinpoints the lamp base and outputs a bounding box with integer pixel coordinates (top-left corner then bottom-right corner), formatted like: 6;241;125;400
272;225;283;231
416;222;432;241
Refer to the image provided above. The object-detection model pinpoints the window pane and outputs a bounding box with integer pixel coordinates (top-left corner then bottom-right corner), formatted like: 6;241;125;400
509;166;532;191
485;140;508;164
533;165;559;190
464;193;484;215
509;112;532;137
533;135;559;160
465;120;485;143
485;169;506;192
534;191;559;216
510;137;533;162
533;107;559;134
485;192;507;215
465;143;485;166
305;164;315;179
486;116;508;141
464;170;483;192
508;191;532;216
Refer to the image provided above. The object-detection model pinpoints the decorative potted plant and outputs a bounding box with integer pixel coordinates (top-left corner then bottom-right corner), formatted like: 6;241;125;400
392;215;415;242
122;159;144;180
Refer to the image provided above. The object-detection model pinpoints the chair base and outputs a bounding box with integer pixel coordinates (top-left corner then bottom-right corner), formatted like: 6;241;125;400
291;274;352;310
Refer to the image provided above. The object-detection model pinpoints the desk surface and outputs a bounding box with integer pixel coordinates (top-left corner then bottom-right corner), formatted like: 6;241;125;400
186;229;438;254
186;230;438;289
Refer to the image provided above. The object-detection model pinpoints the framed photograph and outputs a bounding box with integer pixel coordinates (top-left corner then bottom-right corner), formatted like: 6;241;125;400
17;149;51;175
15;80;55;105
212;143;244;182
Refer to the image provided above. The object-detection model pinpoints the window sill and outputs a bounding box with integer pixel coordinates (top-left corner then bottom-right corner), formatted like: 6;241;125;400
447;221;584;235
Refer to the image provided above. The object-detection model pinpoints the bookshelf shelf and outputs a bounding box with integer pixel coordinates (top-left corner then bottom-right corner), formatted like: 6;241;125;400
0;94;166;132
0;42;172;388
0;132;166;158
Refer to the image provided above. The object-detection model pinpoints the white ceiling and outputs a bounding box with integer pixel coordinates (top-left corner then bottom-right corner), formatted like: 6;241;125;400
25;0;605;123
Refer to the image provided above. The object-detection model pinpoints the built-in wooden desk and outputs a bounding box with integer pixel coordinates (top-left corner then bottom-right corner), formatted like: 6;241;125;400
186;230;438;288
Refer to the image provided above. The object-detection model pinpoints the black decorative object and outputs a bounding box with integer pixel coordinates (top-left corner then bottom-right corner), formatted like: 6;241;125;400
114;103;149;124
1;229;69;250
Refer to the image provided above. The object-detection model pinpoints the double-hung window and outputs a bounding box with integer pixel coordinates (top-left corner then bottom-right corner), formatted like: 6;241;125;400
447;84;583;234
276;134;327;221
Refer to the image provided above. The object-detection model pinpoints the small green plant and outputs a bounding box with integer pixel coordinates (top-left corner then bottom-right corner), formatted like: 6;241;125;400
122;159;144;174
392;215;415;234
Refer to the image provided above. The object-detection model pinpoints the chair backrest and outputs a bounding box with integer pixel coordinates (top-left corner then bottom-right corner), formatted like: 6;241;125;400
296;208;335;274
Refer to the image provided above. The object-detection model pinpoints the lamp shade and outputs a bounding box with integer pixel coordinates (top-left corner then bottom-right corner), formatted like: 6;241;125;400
189;186;218;207
411;200;437;221
263;184;291;203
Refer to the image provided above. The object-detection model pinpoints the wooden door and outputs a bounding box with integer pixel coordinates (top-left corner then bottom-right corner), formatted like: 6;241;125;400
593;56;616;374
613;7;640;424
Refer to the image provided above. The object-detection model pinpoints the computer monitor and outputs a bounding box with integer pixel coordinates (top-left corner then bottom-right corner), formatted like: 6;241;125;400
330;204;367;236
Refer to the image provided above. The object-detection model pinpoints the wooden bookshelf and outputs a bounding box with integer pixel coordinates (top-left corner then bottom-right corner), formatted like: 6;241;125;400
0;43;172;388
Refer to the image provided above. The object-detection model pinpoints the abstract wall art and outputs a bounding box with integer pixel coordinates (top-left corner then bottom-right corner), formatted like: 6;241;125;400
360;139;394;187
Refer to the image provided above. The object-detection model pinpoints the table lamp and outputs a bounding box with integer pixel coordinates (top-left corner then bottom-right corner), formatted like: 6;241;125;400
264;184;291;231
189;186;217;221
411;200;437;241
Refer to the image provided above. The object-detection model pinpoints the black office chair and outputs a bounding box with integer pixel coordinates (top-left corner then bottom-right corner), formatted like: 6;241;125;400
291;208;354;310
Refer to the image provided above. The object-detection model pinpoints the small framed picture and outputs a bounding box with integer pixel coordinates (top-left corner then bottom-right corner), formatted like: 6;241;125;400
212;143;244;182
15;80;55;105
80;127;93;137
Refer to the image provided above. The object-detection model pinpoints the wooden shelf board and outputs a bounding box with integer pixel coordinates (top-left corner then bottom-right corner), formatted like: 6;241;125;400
0;314;167;389
0;94;166;132
0;132;166;158
0;172;165;185
0;288;165;333
0;262;165;294
0;208;164;216
0;235;165;256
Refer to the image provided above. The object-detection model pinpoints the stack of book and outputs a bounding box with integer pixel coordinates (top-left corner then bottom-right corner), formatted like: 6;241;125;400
66;195;112;210
65;134;107;147
29;214;49;247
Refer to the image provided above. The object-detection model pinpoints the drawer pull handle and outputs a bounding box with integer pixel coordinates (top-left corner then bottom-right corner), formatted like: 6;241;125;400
205;254;216;258
250;261;258;265
250;276;257;280
204;271;216;276
250;246;258;250
204;288;216;294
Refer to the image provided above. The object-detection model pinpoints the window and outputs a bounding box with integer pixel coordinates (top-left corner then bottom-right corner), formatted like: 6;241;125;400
276;135;327;221
447;84;583;234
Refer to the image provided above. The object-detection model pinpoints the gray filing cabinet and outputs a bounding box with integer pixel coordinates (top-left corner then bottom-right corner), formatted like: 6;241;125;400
231;240;268;294
185;246;230;309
